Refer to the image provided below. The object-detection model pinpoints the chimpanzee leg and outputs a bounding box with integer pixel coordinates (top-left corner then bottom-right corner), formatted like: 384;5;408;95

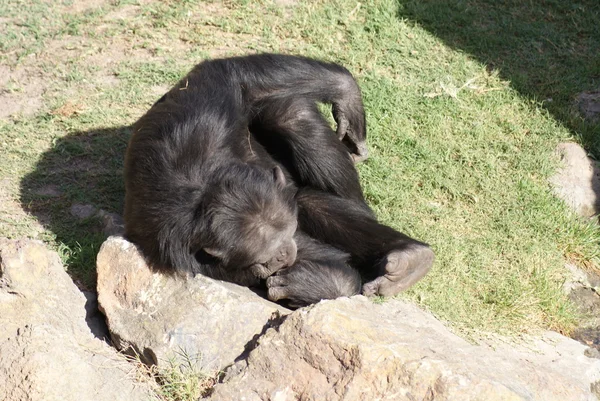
251;97;366;202
266;233;361;307
296;189;434;297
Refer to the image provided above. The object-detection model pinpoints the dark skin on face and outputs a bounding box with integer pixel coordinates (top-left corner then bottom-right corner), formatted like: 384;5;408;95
124;54;434;306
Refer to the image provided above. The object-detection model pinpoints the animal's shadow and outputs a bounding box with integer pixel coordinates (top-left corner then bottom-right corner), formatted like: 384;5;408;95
397;0;600;155
20;126;132;289
18;125;292;308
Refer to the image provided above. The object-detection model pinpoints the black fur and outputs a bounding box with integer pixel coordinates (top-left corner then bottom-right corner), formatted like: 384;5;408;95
124;54;434;306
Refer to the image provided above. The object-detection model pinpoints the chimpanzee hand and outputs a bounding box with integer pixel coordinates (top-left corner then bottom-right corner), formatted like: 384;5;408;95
250;263;284;280
332;103;368;164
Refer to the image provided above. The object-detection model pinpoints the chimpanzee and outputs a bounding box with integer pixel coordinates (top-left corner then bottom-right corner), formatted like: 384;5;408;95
124;53;434;307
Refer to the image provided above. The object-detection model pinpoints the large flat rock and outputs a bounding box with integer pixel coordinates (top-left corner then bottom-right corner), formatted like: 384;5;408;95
210;297;600;401
96;236;290;370
0;238;152;401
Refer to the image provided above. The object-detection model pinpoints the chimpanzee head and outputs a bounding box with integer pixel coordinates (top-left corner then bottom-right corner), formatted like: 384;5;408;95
195;164;298;278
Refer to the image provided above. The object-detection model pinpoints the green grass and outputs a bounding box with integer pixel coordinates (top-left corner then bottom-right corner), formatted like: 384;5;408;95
1;0;599;342
397;0;600;156
153;351;217;401
125;349;217;401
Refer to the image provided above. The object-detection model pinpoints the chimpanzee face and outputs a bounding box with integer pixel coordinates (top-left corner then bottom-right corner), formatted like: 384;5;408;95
196;165;298;277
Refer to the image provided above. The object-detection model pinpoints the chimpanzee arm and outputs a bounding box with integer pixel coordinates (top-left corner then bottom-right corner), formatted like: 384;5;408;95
250;96;364;201
266;232;361;307
186;54;368;162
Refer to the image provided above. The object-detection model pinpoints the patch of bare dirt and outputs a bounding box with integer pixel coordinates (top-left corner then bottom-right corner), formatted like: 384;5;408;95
61;0;110;14
0;66;46;119
42;36;87;56
150;84;170;97
0;0;287;123
103;4;142;21
0;179;46;238
185;1;230;19
84;41;158;69
97;74;120;87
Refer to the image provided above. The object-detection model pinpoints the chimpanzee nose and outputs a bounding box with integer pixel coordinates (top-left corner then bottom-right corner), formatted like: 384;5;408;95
277;240;297;266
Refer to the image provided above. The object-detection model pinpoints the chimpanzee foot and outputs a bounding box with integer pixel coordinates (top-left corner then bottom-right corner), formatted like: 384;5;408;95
350;141;369;164
266;260;361;308
362;244;434;297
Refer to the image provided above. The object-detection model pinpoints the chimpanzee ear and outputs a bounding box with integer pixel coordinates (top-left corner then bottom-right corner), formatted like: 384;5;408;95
273;166;286;189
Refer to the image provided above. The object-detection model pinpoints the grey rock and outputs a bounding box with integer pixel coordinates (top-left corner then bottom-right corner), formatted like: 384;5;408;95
570;286;600;319
69;203;97;219
0;238;153;401
550;142;600;218
96;209;125;236
96;236;290;370
32;184;62;197
585;347;600;359
592;381;600;398
563;263;595;294
576;90;600;123
563;263;600;352
68;205;125;236
209;297;600;401
569;284;600;354
574;327;600;354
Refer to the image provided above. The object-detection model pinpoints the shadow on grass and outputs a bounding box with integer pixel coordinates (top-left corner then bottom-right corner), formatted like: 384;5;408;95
397;0;600;156
20;126;131;289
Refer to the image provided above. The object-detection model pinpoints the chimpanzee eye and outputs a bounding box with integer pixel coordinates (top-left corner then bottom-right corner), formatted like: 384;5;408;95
195;249;220;265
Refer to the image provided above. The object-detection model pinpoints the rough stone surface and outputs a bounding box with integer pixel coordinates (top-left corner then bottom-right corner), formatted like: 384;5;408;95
576;90;600;123
550;142;600;217
563;263;600;352
564;263;598;294
96;209;125;236
96;236;290;370
69;202;97;219
209;297;600;401
32;184;62;197
0;238;152;401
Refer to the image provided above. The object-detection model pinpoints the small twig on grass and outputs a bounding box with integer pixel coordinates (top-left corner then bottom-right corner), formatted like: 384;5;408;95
348;2;361;19
424;76;505;99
